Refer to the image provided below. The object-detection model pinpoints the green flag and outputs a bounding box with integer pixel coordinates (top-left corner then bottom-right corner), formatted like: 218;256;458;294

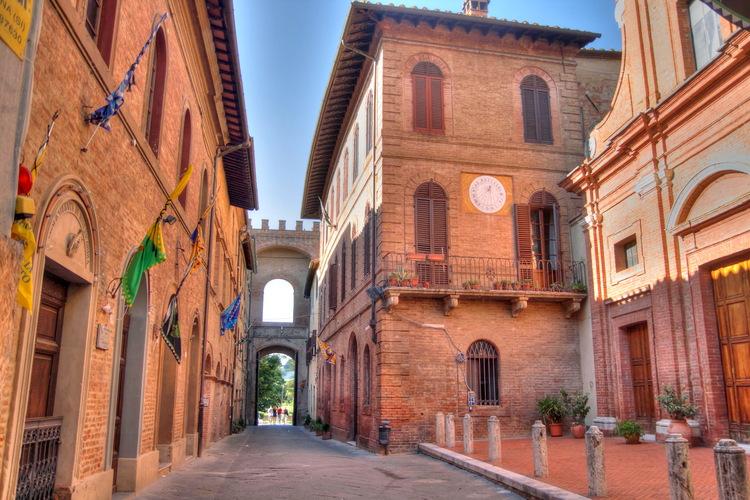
122;220;166;307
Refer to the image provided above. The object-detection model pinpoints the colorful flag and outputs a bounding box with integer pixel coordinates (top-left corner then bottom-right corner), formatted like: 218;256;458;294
318;339;337;365
169;164;193;201
160;294;181;363
180;226;205;283
122;220;166;307
220;292;242;334
11;218;35;312
88;13;168;131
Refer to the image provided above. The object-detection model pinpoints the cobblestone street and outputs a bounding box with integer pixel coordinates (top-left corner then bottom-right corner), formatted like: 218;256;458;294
133;426;521;499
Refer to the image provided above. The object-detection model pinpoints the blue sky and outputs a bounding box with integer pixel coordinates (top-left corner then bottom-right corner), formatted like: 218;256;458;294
234;0;622;230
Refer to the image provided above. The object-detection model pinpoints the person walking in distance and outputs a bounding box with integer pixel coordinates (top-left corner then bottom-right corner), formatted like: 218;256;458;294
283;408;289;425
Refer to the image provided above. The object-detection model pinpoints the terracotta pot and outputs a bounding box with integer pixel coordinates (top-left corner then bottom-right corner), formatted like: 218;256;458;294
625;434;641;444
427;254;445;261
668;420;693;446
471;283;480;290
322;432;332;440
406;253;426;260
493;283;502;290
548;423;563;437
315;430;322;436
422;282;430;288
522;283;532;291
410;278;419;287
401;280;411;287
571;424;586;439
388;278;398;286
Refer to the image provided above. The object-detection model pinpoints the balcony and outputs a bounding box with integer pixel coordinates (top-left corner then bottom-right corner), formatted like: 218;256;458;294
381;253;587;318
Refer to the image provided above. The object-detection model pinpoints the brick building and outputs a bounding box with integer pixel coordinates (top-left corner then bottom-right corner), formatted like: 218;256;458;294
0;1;257;498
301;1;619;452
563;0;750;444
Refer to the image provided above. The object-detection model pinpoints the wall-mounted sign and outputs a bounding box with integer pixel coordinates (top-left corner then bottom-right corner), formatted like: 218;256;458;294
461;173;513;215
0;0;33;60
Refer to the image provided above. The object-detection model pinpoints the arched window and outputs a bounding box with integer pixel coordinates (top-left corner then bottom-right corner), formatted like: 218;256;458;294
467;340;499;406
350;235;357;290
363;204;371;277
262;279;294;323
521;75;552;144
177;109;192;208
86;0;118;65
515;190;560;284
343;149;349;201
353;126;360;181
414;181;448;285
363;346;371;405
340;242;347;302
199;168;209;232
412;62;444;133
145;27;167;156
366;91;373;153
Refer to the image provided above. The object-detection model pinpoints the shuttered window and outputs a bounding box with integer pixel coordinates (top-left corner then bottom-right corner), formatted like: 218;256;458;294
351;239;357;290
328;260;338;310
353;126;359;181
363;206;371;276
366;92;373;153
521;75;553;145
467;340;499;406
145;28;167;156
412;62;444;134
515;190;560;280
343;150;349;202
414;181;449;285
341;244;347;303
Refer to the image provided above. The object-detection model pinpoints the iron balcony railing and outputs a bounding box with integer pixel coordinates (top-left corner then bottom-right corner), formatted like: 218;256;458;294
383;253;586;292
16;416;63;500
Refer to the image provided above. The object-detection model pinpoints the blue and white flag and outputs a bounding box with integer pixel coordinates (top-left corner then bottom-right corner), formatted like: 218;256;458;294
220;292;242;334
88;13;168;131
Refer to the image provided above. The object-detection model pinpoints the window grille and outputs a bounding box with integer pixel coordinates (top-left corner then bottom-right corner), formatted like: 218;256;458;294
466;340;499;405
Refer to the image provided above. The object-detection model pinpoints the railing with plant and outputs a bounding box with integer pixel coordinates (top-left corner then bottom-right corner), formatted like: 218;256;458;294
382;253;586;292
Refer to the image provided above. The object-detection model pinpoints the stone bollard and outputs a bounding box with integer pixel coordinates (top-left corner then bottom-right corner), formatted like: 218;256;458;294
714;439;750;500
446;414;456;448
666;433;694;500
586;426;607;497
532;420;548;478
463;414;474;454
435;412;445;446
488;416;502;462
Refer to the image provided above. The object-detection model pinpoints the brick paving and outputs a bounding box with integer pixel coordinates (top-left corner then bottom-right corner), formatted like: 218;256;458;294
444;436;750;499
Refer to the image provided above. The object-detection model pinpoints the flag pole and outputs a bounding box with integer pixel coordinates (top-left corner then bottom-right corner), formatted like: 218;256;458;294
80;122;102;153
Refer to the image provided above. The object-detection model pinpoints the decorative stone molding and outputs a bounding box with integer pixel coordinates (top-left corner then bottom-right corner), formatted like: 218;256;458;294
442;295;459;316
511;297;528;318
384;290;400;313
562;299;582;319
635;172;660;198
579;212;603;229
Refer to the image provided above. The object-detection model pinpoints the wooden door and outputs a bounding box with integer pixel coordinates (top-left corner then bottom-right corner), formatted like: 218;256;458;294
27;272;67;418
112;314;130;490
627;323;655;426
712;257;750;441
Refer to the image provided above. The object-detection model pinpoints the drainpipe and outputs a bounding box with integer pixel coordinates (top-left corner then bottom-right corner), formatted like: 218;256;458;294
198;139;251;457
340;39;378;343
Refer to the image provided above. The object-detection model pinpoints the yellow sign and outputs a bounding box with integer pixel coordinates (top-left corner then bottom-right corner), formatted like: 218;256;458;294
461;173;513;215
0;0;33;60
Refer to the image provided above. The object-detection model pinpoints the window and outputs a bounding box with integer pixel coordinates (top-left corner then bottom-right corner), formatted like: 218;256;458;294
262;279;293;323
341;244;347;302
351;238;357;290
363;205;371;276
177;110;192;208
467;340;499;406
515;190;559;267
145;27;167;156
412;62;444;133
414;181;448;285
366;92;373;153
521;75;553;144
328;258;338;310
353;126;359;181
363;346;371;406
85;0;118;66
689;0;723;70
343;149;349;202
615;236;639;272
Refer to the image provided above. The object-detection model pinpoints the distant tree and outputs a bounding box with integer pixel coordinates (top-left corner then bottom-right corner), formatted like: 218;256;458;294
257;355;284;411
283;378;294;407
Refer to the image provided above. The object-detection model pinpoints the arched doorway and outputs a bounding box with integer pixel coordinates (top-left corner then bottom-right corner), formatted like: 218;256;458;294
347;334;359;442
254;347;297;425
184;317;201;456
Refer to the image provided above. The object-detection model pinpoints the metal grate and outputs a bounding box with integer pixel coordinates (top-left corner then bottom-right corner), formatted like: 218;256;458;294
16;417;63;500
467;341;499;406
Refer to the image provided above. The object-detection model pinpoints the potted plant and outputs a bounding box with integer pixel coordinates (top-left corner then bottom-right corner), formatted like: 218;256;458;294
550;282;563;292
571;283;586;292
314;416;324;436
536;394;566;437
615;420;644;444
493;281;503;290
421;281;430;288
657;385;698;444
303;414;312;429
500;280;512;290
521;279;533;291
561;390;590;438
387;272;401;286
321;422;332;440
410;276;419;287
511;281;521;291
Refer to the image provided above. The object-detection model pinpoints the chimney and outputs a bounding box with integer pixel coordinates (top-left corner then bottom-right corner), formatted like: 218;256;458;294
461;0;489;17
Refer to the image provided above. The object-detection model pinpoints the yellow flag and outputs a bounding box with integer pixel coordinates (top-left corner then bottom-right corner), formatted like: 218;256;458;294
169;165;193;201
11;219;36;312
317;339;337;365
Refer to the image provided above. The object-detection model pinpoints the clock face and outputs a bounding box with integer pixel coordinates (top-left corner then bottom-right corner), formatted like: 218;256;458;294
469;175;506;213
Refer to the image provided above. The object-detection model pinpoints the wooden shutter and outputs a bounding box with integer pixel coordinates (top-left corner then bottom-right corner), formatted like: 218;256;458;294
515;204;532;280
364;212;371;276
414;75;428;130
430;78;443;131
522;88;538;142
341;244;347;303
537;89;553;144
328;261;338;310
415;181;449;285
351;240;357;290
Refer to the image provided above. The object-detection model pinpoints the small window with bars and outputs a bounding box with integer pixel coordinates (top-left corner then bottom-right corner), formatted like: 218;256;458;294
466;340;499;406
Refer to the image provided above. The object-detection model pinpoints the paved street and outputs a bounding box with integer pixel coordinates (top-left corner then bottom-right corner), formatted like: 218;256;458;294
134;426;522;499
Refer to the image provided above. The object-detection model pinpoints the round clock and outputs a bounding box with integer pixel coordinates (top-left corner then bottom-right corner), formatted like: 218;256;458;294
469;175;506;213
